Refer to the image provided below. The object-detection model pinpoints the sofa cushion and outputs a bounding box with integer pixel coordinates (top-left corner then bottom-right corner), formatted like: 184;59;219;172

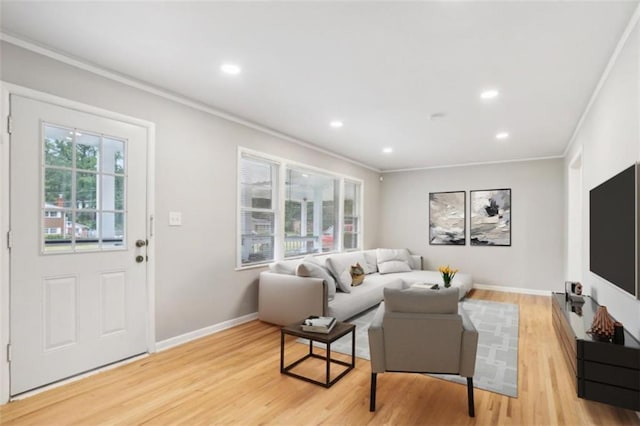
304;255;333;275
326;252;370;293
384;287;458;314
327;278;404;321
376;248;413;274
378;260;412;274
376;248;411;264
362;250;378;274
296;262;337;301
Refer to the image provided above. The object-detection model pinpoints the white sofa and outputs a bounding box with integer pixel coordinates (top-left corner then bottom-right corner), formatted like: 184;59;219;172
258;248;473;325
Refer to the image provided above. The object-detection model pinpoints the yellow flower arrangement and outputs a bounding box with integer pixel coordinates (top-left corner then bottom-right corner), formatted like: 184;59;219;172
438;265;459;288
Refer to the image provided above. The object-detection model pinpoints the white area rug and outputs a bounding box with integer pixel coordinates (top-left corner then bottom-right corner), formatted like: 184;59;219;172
299;299;519;397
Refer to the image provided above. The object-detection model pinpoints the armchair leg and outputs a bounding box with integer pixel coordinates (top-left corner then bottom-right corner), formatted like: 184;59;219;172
370;373;377;412
467;377;475;417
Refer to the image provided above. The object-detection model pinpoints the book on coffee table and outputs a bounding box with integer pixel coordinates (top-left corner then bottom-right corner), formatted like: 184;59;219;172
301;316;337;333
412;282;441;290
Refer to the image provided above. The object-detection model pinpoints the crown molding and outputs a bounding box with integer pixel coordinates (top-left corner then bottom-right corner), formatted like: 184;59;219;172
382;154;564;174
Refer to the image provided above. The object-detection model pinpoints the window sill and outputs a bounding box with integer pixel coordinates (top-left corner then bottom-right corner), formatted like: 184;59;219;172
235;262;270;272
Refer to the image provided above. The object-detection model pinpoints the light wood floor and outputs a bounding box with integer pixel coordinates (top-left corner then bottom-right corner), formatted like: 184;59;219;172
1;290;639;425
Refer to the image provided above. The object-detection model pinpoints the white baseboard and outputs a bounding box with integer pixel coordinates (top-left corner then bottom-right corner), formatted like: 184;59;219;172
472;283;552;297
156;312;259;352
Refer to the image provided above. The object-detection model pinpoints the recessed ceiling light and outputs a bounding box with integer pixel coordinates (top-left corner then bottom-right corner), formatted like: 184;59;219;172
329;120;343;128
382;147;393;154
220;63;241;75
496;132;509;140
480;89;499;100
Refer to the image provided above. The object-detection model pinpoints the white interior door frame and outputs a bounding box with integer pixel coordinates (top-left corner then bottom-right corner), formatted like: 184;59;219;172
0;81;156;403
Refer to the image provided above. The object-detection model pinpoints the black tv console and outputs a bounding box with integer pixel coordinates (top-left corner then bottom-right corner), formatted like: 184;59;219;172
552;293;640;411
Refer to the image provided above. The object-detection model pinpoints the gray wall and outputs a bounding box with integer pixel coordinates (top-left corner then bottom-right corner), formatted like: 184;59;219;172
565;21;640;339
379;159;565;292
0;41;381;341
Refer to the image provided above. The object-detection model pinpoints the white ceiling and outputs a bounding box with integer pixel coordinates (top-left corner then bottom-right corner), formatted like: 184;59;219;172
1;1;637;171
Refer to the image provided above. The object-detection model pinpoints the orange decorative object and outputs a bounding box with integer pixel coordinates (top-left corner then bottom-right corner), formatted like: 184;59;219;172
589;306;615;339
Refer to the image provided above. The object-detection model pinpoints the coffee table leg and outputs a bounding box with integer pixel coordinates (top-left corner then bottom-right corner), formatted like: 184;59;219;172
309;338;313;355
326;343;331;387
280;330;285;373
351;327;356;367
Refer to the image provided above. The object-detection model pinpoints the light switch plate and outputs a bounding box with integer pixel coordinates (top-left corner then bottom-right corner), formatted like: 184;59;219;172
169;211;182;226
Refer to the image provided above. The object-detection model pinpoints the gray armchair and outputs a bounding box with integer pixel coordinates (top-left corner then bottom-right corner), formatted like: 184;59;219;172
368;287;479;416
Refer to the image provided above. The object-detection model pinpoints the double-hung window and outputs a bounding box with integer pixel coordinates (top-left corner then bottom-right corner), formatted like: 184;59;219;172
284;167;339;256
238;148;363;268
343;180;362;250
239;154;278;265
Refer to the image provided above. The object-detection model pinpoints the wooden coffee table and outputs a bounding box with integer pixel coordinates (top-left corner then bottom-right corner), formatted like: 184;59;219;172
280;320;356;388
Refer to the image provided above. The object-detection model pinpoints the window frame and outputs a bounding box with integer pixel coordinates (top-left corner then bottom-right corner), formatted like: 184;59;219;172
343;179;362;251
40;122;128;254
236;147;364;269
284;165;340;257
237;152;280;267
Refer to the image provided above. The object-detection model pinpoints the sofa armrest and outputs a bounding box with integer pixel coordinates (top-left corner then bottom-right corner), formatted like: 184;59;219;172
459;308;479;377
367;303;387;373
258;271;326;325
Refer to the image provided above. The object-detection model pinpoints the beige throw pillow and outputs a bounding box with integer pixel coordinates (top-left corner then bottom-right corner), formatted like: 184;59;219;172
296;262;337;300
376;248;413;274
326;253;369;293
378;260;411;274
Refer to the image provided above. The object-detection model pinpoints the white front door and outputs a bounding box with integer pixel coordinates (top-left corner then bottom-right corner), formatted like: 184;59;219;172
9;95;149;395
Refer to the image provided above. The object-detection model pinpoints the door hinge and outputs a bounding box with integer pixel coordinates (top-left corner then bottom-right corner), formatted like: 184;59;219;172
6;230;12;249
6;344;11;363
7;116;12;135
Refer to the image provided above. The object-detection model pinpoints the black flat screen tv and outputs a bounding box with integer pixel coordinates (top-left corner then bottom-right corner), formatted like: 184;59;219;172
589;163;638;298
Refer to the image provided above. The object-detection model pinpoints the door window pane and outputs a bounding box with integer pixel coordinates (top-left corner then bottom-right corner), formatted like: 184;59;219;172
44;126;73;168
42;209;72;253
102;212;125;249
103;137;125;174
44;169;72;207
101;175;125;211
76;172;98;209
115;176;125;210
75;211;98;251
75;133;100;171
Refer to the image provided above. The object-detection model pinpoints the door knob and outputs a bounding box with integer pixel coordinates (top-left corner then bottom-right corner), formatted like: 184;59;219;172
136;239;147;247
135;255;144;263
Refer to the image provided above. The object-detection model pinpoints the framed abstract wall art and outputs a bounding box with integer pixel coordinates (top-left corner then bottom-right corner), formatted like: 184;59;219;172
429;191;466;245
470;188;511;246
